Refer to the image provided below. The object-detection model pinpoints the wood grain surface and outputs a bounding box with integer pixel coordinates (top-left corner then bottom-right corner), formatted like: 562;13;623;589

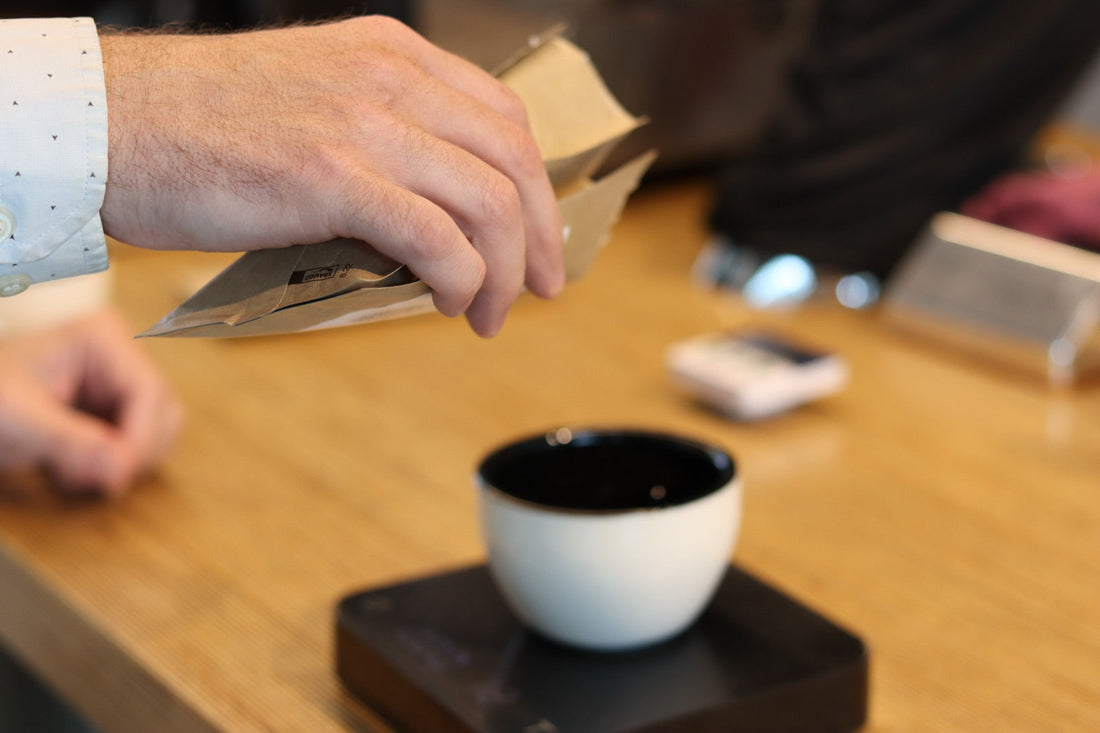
0;179;1097;733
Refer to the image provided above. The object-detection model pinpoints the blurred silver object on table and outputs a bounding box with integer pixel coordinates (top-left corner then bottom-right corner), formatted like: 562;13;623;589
881;212;1100;387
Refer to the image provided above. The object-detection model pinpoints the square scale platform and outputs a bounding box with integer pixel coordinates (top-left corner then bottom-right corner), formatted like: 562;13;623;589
336;564;868;733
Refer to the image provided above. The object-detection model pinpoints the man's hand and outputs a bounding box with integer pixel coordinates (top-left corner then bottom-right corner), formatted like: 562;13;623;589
0;310;183;496
99;16;565;337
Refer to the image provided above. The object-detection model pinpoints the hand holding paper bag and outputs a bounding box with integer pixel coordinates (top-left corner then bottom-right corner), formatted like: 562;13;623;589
102;16;562;337
140;30;655;338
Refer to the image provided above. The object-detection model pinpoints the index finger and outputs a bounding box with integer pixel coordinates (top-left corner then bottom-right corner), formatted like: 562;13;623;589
379;23;565;298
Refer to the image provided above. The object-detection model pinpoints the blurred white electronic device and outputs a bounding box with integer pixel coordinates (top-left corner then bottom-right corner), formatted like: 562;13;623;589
667;332;849;420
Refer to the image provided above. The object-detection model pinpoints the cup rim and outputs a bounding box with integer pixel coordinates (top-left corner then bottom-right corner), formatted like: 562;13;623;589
476;427;737;516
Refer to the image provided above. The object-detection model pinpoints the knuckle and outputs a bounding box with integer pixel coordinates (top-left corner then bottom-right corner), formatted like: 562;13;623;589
345;13;407;39
371;14;412;36
493;84;531;129
355;56;409;109
500;123;543;174
339;24;419;88
400;123;435;166
403;205;463;263
475;172;522;227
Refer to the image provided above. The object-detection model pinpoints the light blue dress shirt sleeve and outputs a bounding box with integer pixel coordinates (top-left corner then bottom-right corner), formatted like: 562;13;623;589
0;17;108;297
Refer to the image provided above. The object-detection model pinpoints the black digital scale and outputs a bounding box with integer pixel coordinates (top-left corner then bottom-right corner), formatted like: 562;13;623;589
336;564;869;733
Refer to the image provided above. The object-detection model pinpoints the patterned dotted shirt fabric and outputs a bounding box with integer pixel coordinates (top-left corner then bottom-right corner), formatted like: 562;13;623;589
0;17;108;288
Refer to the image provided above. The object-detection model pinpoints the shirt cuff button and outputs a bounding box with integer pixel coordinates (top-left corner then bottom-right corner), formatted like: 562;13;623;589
0;273;31;297
0;206;14;240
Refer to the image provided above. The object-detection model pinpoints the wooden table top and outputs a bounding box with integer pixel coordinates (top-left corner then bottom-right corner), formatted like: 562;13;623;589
0;179;1097;733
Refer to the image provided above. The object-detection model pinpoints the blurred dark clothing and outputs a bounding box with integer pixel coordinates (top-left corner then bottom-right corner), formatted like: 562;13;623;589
710;0;1100;279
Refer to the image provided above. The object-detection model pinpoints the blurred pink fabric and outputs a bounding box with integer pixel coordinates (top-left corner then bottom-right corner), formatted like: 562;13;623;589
962;169;1100;252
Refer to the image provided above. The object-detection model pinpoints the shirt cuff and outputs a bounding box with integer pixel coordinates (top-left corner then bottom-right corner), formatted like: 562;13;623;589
0;17;108;293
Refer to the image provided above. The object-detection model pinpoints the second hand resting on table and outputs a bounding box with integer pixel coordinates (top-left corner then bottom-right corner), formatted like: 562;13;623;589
0;310;183;497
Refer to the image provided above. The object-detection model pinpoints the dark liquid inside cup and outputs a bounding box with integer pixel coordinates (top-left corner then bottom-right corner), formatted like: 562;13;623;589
478;430;735;512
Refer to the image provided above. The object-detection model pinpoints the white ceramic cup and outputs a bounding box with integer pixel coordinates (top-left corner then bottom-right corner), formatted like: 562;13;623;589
476;427;741;651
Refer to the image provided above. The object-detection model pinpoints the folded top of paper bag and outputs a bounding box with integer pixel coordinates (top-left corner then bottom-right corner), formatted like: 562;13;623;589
140;29;655;338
